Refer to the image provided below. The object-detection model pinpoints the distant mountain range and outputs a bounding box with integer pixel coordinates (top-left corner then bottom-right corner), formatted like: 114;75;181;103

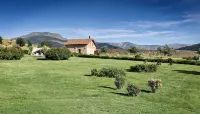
12;32;195;50
178;43;200;51
103;42;191;50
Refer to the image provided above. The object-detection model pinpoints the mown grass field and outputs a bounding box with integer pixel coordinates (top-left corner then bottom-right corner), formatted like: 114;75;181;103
0;56;200;114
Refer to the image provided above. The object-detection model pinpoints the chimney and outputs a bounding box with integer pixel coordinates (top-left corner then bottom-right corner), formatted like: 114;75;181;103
89;36;90;39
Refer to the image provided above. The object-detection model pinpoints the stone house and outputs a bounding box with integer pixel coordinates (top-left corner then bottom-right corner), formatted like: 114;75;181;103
65;36;97;54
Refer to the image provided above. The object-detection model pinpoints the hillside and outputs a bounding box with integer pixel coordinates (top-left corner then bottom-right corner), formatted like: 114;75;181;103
178;43;200;51
13;32;67;47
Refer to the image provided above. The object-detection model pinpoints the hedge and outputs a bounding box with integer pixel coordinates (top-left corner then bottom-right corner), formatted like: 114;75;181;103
0;47;24;60
45;48;71;60
77;54;200;66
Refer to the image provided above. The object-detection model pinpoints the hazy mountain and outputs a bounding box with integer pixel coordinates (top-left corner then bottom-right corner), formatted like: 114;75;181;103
13;32;67;47
178;43;200;51
105;42;190;50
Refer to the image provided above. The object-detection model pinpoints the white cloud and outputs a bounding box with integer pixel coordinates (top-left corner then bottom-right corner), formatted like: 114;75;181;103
128;19;192;28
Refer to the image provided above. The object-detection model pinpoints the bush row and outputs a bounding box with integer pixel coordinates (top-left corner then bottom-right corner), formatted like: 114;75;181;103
130;64;157;72
0;47;24;60
45;48;71;60
78;54;200;66
91;68;126;78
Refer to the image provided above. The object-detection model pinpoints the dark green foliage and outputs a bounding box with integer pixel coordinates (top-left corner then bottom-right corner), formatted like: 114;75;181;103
0;36;2;44
78;54;200;66
130;64;157;72
135;54;143;60
163;45;173;56
198;48;200;54
45;48;71;60
127;83;141;96
0;47;24;60
168;58;173;66
114;76;125;89
157;47;162;53
193;56;199;61
101;46;109;53
91;68;126;78
156;58;162;65
41;41;52;47
23;50;29;54
27;40;32;47
182;57;193;60
91;69;99;76
129;46;138;54
16;38;26;47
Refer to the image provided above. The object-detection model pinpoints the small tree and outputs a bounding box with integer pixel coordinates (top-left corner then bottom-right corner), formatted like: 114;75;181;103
40;41;52;47
129;46;138;54
101;46;109;53
0;36;2;44
157;47;162;53
16;38;26;47
163;45;172;56
27;40;32;47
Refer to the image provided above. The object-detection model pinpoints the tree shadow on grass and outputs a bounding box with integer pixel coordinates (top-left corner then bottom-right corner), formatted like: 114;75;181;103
173;70;200;75
141;89;152;93
110;92;129;96
98;86;117;90
110;89;152;97
36;58;47;60
84;74;93;76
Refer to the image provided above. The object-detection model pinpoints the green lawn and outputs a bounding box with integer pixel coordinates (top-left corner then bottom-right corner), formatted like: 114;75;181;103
0;56;200;114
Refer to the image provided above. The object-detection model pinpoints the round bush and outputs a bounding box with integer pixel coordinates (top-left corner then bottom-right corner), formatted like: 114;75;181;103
45;48;71;60
0;47;24;60
115;76;125;89
130;64;157;72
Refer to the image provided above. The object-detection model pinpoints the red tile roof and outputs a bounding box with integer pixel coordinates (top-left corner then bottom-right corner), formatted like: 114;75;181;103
65;38;97;46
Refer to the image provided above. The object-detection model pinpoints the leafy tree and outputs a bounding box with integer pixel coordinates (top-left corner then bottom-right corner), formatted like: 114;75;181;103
16;38;26;47
129;46;138;54
27;40;32;47
0;36;2;44
101;46;109;53
40;41;52;47
157;47;163;53
198;48;200;54
162;45;173;56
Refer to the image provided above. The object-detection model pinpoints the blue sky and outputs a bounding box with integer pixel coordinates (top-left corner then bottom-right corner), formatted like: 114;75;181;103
0;0;200;45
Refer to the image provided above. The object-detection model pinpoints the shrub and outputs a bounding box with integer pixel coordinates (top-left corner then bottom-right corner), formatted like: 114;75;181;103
91;69;99;76
130;64;157;72
127;83;141;96
114;76;125;89
129;46;138;54
23;50;29;54
193;56;199;61
182;57;193;60
101;46;109;53
168;58;173;66
148;79;162;93
98;68;126;78
0;47;24;60
91;68;126;78
45;48;71;60
135;54;143;60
